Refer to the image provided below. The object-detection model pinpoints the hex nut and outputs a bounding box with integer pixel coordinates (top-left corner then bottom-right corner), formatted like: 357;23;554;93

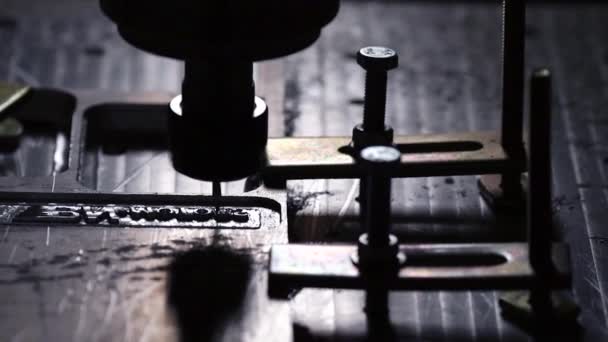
358;145;401;174
353;233;406;271
352;124;394;150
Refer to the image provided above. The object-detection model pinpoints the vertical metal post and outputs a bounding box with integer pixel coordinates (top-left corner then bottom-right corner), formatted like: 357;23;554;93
358;146;400;340
527;69;553;274
355;47;398;235
365;171;392;248
500;0;527;197
365;285;394;341
357;146;403;330
358;146;400;252
360;180;369;235
363;71;389;133
527;69;554;326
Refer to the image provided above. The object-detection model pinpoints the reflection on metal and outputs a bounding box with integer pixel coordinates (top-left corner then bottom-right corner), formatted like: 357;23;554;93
265;131;519;183
0;83;28;146
0;117;23;139
52;133;70;173
5;204;260;229
268;243;571;295
499;290;580;333
0;82;30;115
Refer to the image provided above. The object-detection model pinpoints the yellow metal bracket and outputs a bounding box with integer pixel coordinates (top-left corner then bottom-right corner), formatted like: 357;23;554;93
0;82;30;115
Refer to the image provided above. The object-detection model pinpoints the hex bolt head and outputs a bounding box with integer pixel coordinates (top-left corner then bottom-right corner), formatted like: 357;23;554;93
360;145;401;173
357;47;399;72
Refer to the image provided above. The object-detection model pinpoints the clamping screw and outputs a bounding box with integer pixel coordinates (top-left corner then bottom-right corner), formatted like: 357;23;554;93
354;146;405;269
357;146;403;320
357;47;399;133
359;146;400;247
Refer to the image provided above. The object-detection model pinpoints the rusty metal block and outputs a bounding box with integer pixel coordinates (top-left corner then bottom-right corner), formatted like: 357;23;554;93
264;131;522;184
268;243;571;298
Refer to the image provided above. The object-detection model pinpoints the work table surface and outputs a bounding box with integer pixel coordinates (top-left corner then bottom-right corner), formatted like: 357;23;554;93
1;1;607;341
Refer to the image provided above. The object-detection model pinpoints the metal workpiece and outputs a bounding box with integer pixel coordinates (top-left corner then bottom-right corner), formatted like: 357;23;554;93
8;204;261;229
0;88;287;231
0;89;289;340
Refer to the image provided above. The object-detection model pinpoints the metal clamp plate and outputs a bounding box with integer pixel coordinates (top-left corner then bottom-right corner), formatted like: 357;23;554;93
265;131;521;182
269;243;571;296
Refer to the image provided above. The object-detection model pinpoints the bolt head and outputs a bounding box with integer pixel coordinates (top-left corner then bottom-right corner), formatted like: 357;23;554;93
357;47;398;71
361;146;401;163
359;146;401;173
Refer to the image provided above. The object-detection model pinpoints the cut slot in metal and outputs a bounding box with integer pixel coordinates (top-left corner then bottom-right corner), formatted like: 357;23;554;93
264;131;517;182
405;250;507;267
396;141;484;154
268;243;571;297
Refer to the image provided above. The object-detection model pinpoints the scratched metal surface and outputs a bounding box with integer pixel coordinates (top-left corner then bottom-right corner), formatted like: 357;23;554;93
0;2;291;342
1;0;608;341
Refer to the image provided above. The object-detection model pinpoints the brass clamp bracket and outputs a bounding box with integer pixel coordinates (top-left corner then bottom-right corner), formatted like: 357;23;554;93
268;69;579;335
264;1;529;211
